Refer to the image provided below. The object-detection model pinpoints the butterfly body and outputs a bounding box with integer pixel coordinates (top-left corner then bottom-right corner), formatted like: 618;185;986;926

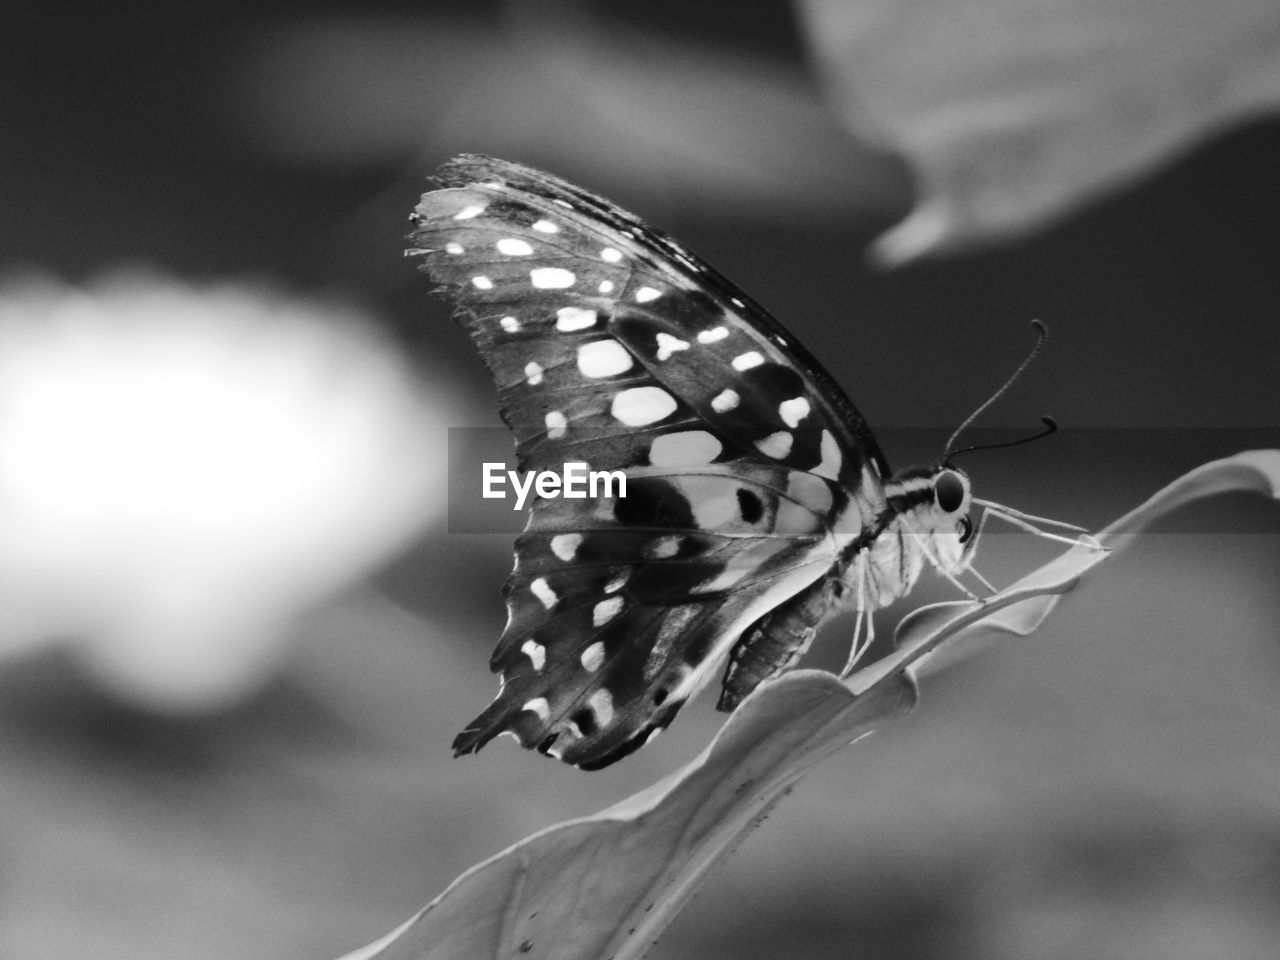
410;155;976;769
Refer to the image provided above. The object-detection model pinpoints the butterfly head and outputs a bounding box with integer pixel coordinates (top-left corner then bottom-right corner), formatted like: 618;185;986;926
884;465;979;575
930;466;979;571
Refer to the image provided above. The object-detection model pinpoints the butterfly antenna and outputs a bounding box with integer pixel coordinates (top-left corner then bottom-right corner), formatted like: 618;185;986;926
943;320;1051;463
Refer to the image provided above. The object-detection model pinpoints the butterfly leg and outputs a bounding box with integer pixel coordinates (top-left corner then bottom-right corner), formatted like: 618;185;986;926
839;554;876;678
979;505;1106;550
962;511;1001;596
904;524;982;601
967;566;1000;595
970;498;1093;533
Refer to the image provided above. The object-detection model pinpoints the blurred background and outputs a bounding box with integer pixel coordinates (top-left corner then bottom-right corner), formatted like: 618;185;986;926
1;1;1278;958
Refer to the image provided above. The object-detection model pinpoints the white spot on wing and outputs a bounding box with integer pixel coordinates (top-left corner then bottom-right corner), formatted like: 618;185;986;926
697;326;729;344
532;220;559;233
592;597;623;628
522;696;550;721
711;388;740;413
655;333;689;361
550;533;582;561
530;578;557;610
651;607;698;659
531;267;575;289
679;479;739;528
500;315;521;332
635;286;661;303
524;361;544;385
786;472;834;514
600;247;623;263
581;640;606;671
605;570;630;593
755;431;793;459
445;242;464;255
521;638;547;671
813;429;842;480
555;306;598;331
611;386;677;426
732;351;764;371
691;567;750;594
496;237;534;256
453;204;486;220
545;410;567;438
647;536;681;559
779;397;811;428
471;276;494;290
588;688;615;726
648;624;696;679
578;339;633;378
598;280;615;294
649;430;721;467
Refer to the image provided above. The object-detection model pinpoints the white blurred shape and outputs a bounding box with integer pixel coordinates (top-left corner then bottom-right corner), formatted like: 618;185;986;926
0;272;447;710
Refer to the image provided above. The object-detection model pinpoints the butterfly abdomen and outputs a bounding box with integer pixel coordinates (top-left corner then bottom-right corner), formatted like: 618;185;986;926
717;571;846;711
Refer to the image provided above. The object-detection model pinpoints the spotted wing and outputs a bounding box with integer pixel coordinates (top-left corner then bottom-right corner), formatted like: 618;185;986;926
410;155;890;768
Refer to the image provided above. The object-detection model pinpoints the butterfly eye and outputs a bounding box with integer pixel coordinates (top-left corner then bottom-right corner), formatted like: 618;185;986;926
957;516;974;543
934;470;966;513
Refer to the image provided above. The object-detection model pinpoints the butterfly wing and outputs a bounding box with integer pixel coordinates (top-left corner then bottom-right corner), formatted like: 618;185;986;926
410;155;890;768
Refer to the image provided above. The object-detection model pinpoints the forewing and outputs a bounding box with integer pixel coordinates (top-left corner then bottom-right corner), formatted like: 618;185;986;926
410;154;887;482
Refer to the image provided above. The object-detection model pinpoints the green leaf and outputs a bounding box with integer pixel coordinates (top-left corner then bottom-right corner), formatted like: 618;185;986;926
340;451;1279;960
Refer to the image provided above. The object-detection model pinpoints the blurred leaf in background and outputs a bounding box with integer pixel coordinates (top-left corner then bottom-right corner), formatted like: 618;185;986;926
798;0;1280;261
228;2;909;224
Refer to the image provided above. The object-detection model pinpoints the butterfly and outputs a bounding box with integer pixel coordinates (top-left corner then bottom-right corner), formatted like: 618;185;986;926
409;155;1018;770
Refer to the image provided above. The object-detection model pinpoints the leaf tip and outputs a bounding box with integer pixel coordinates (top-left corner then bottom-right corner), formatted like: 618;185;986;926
871;202;952;265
